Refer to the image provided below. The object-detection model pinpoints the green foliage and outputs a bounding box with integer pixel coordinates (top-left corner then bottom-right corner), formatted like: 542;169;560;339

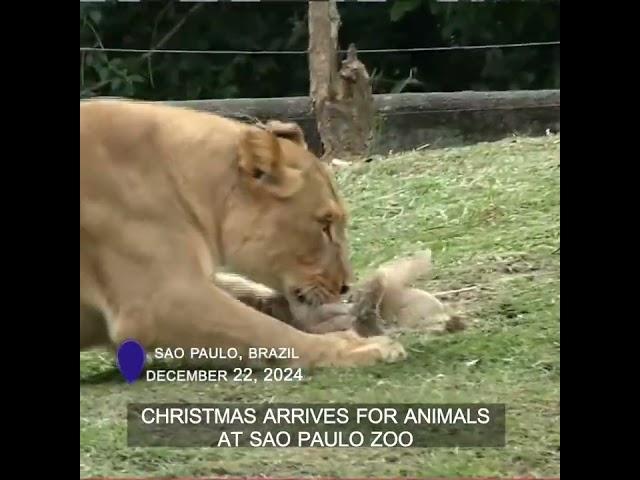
390;0;422;22
79;1;559;100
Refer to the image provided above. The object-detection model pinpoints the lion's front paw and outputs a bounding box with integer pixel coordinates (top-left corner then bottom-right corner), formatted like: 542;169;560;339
320;331;407;367
365;335;407;363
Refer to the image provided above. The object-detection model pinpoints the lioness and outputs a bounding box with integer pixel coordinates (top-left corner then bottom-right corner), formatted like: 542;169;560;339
80;99;406;367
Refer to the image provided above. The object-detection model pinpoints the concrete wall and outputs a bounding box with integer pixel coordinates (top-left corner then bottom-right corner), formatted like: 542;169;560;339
131;90;559;156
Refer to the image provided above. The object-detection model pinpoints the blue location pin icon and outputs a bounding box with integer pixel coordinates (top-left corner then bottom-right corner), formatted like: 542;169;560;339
116;339;146;383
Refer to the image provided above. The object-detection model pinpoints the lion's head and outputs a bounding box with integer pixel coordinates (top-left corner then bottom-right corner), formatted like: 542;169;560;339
221;120;353;310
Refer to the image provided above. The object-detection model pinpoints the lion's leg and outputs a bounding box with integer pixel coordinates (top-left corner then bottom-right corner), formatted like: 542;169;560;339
106;277;406;368
213;272;278;307
213;272;299;327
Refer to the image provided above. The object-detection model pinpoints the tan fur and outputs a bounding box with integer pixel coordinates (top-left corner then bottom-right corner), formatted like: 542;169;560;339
80;99;406;367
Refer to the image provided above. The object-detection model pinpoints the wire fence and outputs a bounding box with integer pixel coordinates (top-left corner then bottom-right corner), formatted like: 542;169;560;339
79;40;560;56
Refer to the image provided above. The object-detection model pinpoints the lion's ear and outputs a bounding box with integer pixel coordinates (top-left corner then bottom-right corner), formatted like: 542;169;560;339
237;128;303;199
264;120;308;149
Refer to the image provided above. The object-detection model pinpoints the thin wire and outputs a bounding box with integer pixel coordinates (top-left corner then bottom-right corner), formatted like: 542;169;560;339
79;41;560;56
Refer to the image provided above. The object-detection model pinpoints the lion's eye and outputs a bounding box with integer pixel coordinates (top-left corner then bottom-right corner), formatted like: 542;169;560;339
322;222;332;239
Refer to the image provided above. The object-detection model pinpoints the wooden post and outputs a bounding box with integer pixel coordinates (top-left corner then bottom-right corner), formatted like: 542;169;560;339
308;1;374;161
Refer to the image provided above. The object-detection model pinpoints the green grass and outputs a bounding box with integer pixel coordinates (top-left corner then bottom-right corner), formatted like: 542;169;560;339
80;134;560;478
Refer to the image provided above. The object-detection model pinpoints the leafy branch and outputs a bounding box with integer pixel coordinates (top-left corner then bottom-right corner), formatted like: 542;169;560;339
80;2;204;97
